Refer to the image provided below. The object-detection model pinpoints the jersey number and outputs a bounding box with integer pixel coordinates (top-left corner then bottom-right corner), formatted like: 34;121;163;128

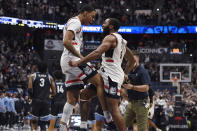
57;85;64;93
39;78;45;87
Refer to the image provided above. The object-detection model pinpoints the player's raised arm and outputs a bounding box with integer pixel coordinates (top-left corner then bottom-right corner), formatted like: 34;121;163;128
69;34;116;67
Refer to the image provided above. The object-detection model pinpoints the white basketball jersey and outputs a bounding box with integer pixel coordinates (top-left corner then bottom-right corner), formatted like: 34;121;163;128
61;16;83;61
101;33;127;84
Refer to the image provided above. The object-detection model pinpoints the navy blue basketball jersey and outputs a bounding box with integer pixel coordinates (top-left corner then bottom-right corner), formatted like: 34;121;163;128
53;80;66;103
32;72;51;100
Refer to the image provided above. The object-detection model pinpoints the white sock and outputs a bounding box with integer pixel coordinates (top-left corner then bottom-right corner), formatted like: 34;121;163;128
61;102;75;124
103;111;113;123
80;121;88;129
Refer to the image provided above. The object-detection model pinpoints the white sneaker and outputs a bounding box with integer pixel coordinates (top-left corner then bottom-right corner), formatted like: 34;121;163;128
156;128;162;131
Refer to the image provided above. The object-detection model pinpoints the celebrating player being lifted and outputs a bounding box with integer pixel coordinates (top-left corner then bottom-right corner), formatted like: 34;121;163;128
70;18;136;131
60;4;110;131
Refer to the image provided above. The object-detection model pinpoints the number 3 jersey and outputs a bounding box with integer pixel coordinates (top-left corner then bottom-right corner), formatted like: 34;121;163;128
101;33;127;84
32;72;52;100
53;80;66;103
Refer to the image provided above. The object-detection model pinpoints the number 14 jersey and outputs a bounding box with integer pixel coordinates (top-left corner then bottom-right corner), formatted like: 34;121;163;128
53;80;66;103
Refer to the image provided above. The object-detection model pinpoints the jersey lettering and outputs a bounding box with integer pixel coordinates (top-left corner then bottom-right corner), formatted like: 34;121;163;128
33;73;51;100
39;78;45;87
57;85;64;93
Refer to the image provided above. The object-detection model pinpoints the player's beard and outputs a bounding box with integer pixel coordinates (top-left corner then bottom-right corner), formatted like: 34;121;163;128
103;26;110;37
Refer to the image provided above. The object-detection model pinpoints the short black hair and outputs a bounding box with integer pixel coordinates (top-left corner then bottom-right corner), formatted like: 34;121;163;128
109;18;120;31
54;70;63;80
79;4;95;14
37;61;47;73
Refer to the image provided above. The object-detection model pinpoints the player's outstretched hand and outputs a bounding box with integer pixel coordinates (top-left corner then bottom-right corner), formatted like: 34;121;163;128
69;60;80;67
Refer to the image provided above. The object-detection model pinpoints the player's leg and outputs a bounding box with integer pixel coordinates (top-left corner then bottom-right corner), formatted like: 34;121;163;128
78;64;111;122
77;63;112;129
104;76;127;131
59;88;81;130
148;119;162;131
60;69;83;128
87;73;107;111
79;64;107;110
31;119;38;130
95;120;104;131
39;100;51;131
48;109;57;131
133;123;138;131
91;121;96;131
30;100;40;130
0;112;4;129
55;102;66;129
49;98;57;131
59;67;84;131
106;97;127;131
48;119;56;131
87;96;98;131
94;108;105;131
79;85;97;130
88;73;112;123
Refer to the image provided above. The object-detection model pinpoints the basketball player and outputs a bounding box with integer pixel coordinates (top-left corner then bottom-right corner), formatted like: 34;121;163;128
49;70;66;131
147;89;162;131
60;4;110;131
69;18;136;131
28;62;56;131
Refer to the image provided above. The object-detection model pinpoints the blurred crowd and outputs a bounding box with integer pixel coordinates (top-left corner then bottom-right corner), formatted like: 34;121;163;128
0;0;197;25
0;80;196;130
0;91;32;130
153;83;197;130
0;35;40;91
0;35;196;130
0;1;197;127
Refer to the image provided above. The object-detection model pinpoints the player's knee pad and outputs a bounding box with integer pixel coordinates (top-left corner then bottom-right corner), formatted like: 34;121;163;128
61;102;74;124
